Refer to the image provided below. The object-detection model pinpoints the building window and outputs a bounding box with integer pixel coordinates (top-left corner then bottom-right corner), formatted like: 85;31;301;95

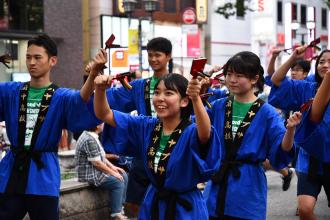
236;0;245;18
135;0;142;9
0;0;43;32
292;3;297;21
277;1;282;23
164;1;176;13
300;5;306;26
180;0;194;11
322;8;327;29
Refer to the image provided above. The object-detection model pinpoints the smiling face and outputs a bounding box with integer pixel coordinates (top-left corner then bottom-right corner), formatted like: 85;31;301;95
26;44;57;80
152;80;189;120
147;50;171;75
316;51;330;79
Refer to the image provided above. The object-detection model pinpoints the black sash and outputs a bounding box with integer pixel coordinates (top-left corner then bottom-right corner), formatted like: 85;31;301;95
5;82;58;195
144;78;152;116
147;119;192;220
212;96;265;217
151;187;195;220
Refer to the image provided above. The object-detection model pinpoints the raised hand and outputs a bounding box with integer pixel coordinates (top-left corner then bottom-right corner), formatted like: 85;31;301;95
0;54;11;68
90;49;108;76
187;78;202;101
94;75;113;91
84;61;93;74
208;65;222;76
271;48;282;57
291;45;308;60
286;112;302;129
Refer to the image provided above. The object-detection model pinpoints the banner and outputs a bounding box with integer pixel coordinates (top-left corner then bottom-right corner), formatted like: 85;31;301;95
128;29;139;55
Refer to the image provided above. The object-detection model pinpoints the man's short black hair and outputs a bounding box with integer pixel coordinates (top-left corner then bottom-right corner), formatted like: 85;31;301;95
146;37;172;55
28;34;57;57
291;59;311;73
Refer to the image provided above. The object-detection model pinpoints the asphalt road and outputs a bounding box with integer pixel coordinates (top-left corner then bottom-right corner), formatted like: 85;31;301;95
267;170;330;220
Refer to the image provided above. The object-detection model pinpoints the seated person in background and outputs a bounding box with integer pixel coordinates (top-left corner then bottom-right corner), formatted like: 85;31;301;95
75;124;128;220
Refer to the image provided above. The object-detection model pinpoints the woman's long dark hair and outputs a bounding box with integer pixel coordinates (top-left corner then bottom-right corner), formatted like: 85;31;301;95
315;49;330;85
223;51;265;94
154;73;193;120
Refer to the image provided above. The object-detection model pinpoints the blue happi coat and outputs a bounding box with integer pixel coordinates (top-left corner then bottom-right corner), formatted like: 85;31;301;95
0;82;100;197
103;78;150;152
268;78;325;174
207;88;228;103
105;110;221;220
204;97;294;220
295;102;330;164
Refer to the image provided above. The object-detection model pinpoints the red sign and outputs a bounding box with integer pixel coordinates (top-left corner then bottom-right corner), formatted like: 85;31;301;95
277;33;285;45
187;31;200;57
258;0;264;12
182;8;196;24
0;17;8;30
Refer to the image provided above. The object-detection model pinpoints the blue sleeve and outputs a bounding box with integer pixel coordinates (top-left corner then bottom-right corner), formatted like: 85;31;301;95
264;75;273;87
306;74;315;82
102;110;156;158
207;88;227;103
61;89;101;132
268;78;316;111
295;104;330;163
106;80;139;113
0;82;19;122
190;126;221;181
266;107;295;170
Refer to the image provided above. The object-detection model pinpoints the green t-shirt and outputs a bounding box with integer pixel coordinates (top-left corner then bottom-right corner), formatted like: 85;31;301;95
154;131;171;172
232;99;254;138
24;87;48;150
150;76;160;117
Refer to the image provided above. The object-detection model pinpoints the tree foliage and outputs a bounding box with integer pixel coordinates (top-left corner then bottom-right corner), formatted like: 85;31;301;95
215;0;330;19
215;0;253;19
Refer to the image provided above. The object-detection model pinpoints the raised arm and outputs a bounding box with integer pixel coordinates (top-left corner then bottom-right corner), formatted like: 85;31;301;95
80;49;107;102
310;70;330;123
94;75;116;127
186;78;211;144
267;48;282;77
271;46;307;87
281;111;302;151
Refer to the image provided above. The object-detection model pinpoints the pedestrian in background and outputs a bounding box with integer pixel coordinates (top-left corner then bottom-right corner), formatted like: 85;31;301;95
75;124;128;220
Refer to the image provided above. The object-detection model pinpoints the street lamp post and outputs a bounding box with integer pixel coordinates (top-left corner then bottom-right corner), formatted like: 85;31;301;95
122;0;159;72
291;19;316;46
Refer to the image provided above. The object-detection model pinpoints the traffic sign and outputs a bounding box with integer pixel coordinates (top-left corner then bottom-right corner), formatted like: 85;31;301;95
182;8;196;24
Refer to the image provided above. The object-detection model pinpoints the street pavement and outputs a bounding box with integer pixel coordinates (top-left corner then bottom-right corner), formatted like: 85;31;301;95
267;170;330;220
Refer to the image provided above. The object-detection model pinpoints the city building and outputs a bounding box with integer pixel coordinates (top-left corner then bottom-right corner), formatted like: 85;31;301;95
206;0;329;71
0;0;209;87
0;0;84;88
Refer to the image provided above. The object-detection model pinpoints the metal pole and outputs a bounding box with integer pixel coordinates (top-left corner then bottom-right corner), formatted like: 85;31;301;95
138;18;142;72
301;34;305;45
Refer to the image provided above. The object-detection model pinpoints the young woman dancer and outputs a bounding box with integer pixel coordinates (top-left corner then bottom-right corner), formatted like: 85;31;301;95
269;47;330;220
92;55;221;219
203;51;301;220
